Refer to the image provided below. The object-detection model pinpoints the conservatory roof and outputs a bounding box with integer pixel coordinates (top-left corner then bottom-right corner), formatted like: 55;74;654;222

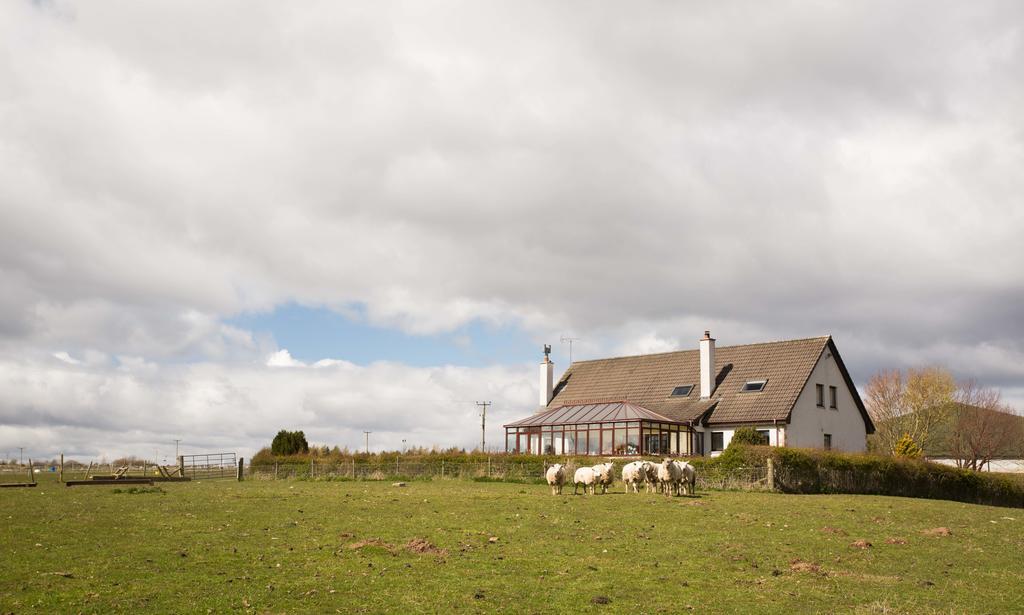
503;401;679;428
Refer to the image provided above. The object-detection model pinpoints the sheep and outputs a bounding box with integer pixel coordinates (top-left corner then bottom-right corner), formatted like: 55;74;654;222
641;461;659;493
591;462;615;494
546;463;566;495
657;458;684;496
621;461;646;493
677;461;697;496
573;467;597;495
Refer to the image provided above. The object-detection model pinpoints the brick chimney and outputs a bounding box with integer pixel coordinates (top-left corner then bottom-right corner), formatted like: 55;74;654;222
699;331;716;399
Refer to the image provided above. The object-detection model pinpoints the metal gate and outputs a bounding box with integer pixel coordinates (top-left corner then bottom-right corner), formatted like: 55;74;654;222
180;452;237;480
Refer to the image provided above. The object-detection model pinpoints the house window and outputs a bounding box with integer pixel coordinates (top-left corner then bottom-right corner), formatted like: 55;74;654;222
823;434;832;450
756;430;770;445
741;380;767;393
711;432;725;452
670;385;694;397
816;384;825;407
829;386;837;409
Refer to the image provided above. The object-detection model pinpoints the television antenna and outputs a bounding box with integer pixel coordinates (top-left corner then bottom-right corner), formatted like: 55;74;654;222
560;336;580;365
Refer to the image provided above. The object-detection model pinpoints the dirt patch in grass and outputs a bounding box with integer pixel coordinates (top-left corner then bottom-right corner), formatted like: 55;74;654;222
850;539;873;549
820;526;847;536
886;537;908;545
347;539;397;554
790;559;825;575
922;527;952;537
404;538;447;556
347;537;448;557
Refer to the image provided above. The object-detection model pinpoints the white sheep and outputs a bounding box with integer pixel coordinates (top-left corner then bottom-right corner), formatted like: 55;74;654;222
545;464;566;495
621;461;646;493
591;462;615;494
677;460;696;496
573;466;597;495
657;458;684;496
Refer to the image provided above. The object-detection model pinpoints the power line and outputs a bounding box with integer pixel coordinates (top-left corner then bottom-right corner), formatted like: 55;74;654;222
363;431;372;454
476;401;491;451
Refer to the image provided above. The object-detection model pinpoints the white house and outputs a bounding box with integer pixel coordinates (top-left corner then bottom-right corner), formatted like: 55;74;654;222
504;332;874;456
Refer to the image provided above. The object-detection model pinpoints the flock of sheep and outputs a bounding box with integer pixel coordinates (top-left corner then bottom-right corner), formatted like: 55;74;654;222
544;459;697;496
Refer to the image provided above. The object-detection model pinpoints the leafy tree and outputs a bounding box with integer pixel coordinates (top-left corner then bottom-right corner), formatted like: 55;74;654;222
271;430;310;456
893;433;923;458
730;427;768;447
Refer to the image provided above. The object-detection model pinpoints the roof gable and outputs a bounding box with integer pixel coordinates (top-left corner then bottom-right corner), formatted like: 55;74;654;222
547;337;831;425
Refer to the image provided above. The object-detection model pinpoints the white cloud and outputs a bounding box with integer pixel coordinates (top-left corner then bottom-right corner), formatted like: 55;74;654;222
0;355;534;461
266;349;304;368
52;351;80;365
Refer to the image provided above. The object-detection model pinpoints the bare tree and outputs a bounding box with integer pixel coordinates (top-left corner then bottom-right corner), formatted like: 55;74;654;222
865;369;906;454
865;366;956;455
949;380;1023;471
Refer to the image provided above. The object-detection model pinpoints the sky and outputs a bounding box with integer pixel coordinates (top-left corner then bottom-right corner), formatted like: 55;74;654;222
1;1;1023;462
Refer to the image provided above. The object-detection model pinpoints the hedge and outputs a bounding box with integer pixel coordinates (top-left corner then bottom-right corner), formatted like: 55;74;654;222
766;446;1024;509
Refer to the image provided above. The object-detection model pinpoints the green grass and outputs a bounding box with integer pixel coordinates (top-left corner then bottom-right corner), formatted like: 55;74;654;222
1;474;1022;613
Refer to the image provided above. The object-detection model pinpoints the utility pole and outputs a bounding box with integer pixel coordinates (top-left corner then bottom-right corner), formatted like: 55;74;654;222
560;335;580;365
173;439;181;459
363;431;372;454
18;447;24;466
476;401;491;451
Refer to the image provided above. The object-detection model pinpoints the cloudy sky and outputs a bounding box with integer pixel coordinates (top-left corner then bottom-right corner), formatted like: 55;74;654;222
2;1;1022;462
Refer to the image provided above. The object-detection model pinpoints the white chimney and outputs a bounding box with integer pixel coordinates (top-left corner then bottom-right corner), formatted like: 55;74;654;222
539;344;554;410
699;330;716;399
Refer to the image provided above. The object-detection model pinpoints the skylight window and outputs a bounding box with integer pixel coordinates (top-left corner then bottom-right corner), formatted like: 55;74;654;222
670;385;694;397
741;380;767;393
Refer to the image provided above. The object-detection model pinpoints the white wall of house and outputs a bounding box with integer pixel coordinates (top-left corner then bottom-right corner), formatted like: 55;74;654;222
785;347;868;452
700;424;784;457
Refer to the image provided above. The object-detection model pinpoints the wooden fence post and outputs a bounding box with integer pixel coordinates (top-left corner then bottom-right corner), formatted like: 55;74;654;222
274;462;279;480
178;455;185;478
441;460;445;479
237;457;244;481
59;453;64;483
28;459;35;485
767;457;775;492
310;458;314;479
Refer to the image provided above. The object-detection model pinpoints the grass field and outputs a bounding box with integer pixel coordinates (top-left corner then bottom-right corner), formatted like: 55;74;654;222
2;475;1022;614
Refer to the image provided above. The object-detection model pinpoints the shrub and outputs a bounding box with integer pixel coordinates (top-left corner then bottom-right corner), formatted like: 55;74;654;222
893;434;923;458
271;430;310;456
730;427;768;447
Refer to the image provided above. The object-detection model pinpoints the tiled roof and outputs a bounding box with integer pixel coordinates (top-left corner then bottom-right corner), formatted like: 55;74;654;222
504;402;675;427
545;337;832;425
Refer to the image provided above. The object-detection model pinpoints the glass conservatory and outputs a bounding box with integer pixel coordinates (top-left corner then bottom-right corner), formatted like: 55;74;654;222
503;402;699;456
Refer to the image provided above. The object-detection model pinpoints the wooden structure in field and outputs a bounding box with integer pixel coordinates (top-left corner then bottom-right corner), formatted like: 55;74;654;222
0;459;38;488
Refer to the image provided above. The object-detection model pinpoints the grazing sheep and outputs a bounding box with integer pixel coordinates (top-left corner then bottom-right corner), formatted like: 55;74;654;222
657;458;684;496
546;464;566;495
573;467;597;495
591;462;615;494
621;461;646;493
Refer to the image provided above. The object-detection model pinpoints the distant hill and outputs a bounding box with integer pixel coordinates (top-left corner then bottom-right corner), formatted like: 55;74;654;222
874;407;1024;458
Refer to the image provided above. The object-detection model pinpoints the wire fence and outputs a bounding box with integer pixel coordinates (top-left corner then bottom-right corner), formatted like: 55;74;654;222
248;460;772;491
